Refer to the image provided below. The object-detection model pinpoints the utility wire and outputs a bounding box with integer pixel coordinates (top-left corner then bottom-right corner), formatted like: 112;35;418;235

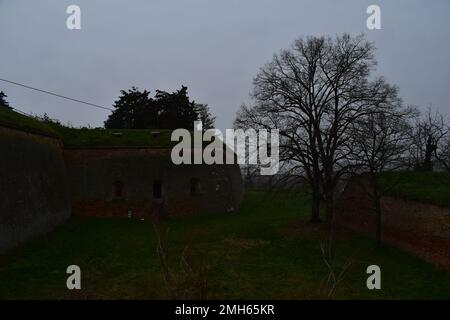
0;77;113;111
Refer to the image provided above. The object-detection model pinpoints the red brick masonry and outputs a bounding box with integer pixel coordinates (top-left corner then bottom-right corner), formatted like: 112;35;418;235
335;176;450;270
64;148;243;218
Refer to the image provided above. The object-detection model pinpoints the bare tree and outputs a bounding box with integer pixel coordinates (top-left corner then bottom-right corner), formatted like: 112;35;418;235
235;100;324;222
314;37;400;224
319;239;352;299
235;34;399;224
410;108;450;171
349;106;414;245
154;224;209;299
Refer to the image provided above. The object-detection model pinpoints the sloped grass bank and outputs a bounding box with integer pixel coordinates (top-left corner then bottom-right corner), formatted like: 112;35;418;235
378;171;450;207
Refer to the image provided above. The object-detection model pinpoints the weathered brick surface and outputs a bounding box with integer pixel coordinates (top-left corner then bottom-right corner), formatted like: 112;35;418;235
0;126;244;253
0;126;70;253
335;175;450;270
64;148;243;218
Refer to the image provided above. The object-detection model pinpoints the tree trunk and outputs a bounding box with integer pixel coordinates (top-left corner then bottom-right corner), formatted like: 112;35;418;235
325;187;334;225
371;175;382;246
310;187;322;223
420;135;436;171
374;192;382;246
310;163;322;223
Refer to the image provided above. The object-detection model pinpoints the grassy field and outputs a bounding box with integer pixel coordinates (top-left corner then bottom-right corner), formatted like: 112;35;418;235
0;191;449;300
378;171;450;207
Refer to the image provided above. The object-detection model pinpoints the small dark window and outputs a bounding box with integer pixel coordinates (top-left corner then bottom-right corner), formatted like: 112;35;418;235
113;181;124;198
190;178;201;195
153;180;162;199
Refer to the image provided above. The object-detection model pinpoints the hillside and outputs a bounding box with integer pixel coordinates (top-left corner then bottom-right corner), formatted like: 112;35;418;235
0;108;176;148
0;108;58;137
378;171;450;207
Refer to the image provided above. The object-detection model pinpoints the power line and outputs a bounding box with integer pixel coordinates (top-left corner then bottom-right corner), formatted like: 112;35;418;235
0;77;113;111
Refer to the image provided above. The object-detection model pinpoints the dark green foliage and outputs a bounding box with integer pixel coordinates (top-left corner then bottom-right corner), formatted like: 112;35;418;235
104;86;215;130
194;103;216;130
0;91;12;109
154;86;198;129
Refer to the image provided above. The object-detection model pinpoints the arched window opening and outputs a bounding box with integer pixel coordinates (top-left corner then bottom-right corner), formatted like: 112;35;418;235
153;180;163;199
190;178;201;195
113;180;124;198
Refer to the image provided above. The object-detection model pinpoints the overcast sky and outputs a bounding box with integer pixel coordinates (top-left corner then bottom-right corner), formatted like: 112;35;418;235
0;0;449;130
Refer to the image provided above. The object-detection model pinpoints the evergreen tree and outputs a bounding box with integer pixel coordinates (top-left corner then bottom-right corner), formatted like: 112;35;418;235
0;91;12;109
105;86;215;130
194;103;216;130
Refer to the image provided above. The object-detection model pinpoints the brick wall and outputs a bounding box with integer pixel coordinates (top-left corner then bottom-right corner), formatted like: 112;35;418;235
64;148;243;218
335;175;450;270
0;126;71;253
